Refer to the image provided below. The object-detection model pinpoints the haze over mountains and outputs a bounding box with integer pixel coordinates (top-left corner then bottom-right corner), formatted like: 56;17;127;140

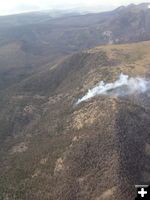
0;3;150;200
1;2;150;91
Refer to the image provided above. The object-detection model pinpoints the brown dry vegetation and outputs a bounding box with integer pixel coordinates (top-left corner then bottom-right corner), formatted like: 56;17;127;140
0;41;150;199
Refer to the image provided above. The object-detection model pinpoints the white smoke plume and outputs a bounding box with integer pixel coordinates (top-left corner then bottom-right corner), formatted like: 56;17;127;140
76;73;149;104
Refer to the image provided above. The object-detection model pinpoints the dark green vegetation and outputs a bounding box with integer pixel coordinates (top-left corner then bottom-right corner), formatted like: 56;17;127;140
0;3;150;200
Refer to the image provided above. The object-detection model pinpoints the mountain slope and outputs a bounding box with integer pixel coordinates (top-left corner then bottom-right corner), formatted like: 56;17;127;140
0;41;150;200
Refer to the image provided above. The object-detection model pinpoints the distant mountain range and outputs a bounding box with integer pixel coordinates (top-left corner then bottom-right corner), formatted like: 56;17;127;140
0;3;150;91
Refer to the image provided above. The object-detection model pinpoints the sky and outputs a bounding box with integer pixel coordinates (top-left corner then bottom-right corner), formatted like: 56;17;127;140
0;0;149;15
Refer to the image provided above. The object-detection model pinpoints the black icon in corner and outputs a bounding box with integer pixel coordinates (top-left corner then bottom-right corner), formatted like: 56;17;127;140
135;185;150;199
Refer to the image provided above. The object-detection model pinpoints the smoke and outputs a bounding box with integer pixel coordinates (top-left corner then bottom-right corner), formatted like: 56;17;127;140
76;73;149;104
